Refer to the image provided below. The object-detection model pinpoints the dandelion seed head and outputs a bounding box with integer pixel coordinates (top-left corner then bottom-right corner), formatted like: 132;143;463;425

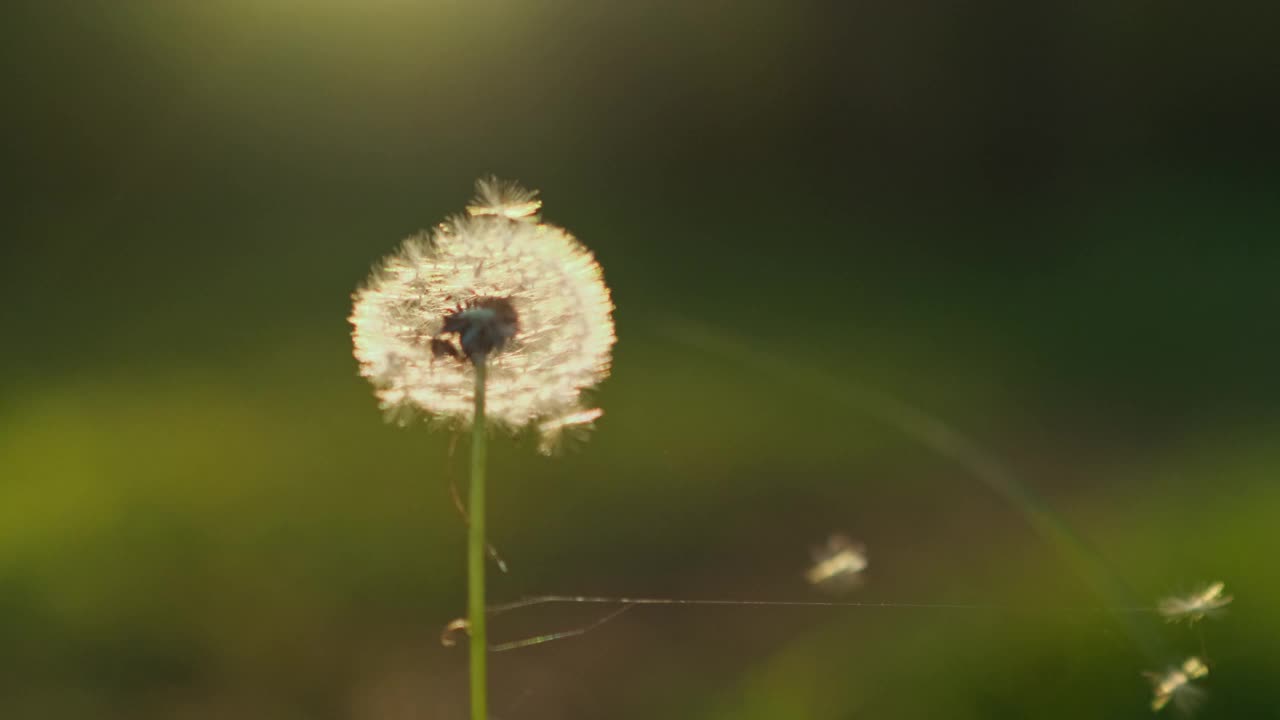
1145;656;1208;713
440;295;521;362
1157;582;1232;624
350;179;615;439
805;534;867;592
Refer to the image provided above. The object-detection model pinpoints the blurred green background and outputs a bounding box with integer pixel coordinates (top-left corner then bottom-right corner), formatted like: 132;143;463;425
3;2;1279;718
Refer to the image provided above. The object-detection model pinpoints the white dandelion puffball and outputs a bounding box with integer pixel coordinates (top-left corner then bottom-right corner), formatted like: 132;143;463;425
350;178;615;446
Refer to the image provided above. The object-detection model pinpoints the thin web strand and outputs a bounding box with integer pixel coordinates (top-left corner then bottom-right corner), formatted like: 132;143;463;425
489;604;637;652
489;594;1158;615
462;594;1161;652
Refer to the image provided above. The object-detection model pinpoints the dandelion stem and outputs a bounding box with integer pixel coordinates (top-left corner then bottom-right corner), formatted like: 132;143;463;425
468;358;488;720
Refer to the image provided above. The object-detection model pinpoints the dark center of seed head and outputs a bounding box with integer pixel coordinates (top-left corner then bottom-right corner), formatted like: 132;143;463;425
437;296;520;364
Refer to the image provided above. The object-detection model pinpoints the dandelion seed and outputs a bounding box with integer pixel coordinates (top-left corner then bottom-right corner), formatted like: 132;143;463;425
350;178;615;445
536;407;604;455
465;175;543;221
441;617;471;647
1144;656;1209;713
805;534;867;592
1158;582;1232;624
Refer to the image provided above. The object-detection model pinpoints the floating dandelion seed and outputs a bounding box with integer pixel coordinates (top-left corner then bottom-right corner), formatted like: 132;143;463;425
1158;582;1232;624
441;617;471;648
350;177;616;446
1145;656;1209;713
805;534;867;592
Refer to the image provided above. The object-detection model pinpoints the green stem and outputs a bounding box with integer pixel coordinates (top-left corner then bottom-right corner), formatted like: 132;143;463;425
468;358;488;720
